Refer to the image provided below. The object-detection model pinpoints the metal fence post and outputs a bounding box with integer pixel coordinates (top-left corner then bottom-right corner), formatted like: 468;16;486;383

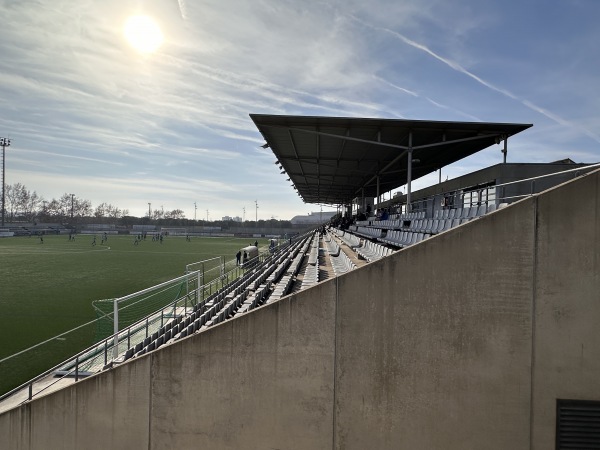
112;299;119;360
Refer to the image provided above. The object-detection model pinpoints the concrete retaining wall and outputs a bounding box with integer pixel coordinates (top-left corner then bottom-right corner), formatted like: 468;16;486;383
1;170;599;449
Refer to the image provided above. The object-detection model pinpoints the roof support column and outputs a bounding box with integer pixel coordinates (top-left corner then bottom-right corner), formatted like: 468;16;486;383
376;175;380;211
361;188;365;215
502;136;508;163
406;131;413;212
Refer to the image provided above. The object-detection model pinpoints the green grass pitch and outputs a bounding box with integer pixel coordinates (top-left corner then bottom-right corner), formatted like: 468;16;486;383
0;233;254;395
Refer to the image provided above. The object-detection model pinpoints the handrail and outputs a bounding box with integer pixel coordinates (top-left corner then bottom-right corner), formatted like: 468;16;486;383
0;228;317;406
405;163;600;211
0;269;211;404
492;162;600;191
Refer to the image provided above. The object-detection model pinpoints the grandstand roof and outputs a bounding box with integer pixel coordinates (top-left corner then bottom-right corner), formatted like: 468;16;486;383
250;114;532;205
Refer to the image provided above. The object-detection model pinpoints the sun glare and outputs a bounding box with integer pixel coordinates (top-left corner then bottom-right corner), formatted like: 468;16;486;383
124;15;164;54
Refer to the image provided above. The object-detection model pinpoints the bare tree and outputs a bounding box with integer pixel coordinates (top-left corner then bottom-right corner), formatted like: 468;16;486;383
165;209;186;220
3;183;42;222
107;204;126;219
45;199;64;219
4;183;24;221
21;189;43;222
151;209;164;220
94;202;109;218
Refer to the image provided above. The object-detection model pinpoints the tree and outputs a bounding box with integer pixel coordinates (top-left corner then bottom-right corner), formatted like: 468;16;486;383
94;202;109;218
165;209;185;220
3;183;43;222
151;209;164;221
44;194;92;221
107;204;125;219
4;183;25;221
45;198;64;219
21;189;42;222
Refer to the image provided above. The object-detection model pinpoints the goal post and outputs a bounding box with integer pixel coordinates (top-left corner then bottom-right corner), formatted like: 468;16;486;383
110;271;197;359
185;256;224;300
96;256;227;360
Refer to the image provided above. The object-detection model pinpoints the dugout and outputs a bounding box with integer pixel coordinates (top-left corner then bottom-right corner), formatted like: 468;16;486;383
240;245;258;268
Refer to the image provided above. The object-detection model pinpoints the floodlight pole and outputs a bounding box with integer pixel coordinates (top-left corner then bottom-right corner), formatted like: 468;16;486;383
255;200;258;222
70;194;75;220
1;137;11;227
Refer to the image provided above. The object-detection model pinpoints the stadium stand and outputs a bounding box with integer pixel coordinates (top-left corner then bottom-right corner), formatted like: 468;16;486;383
5;115;600;450
106;234;319;361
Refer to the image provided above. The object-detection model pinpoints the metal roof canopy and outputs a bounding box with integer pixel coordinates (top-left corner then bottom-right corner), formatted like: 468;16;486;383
250;114;532;207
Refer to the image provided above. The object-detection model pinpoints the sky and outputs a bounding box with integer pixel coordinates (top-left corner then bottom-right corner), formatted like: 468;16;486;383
0;0;598;220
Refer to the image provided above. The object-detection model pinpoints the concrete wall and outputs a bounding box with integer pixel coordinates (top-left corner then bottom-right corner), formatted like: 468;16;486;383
334;197;535;449
530;171;600;449
1;170;599;449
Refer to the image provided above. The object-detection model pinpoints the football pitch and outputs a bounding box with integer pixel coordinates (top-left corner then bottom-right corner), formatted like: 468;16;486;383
0;233;252;395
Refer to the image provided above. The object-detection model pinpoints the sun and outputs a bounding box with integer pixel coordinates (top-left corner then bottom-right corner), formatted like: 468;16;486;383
123;15;164;54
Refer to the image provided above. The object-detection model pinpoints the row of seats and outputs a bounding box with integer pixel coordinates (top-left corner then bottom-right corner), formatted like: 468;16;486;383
402;218;460;235
333;229;361;248
302;233;320;290
307;233;319;265
324;234;340;257
237;283;272;314
374;204;502;229
433;204;497;220
379;231;428;248
326;235;357;274
118;234;315;362
329;227;394;264
377;204;506;249
355;211;427;227
353;226;383;239
355;240;394;262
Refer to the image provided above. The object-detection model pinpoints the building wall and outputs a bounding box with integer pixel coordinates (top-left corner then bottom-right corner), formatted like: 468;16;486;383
530;172;600;449
334;196;535;449
1;170;599;449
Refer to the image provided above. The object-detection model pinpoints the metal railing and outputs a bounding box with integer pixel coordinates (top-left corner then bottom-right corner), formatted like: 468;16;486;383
0;262;237;405
406;163;600;212
0;239;299;407
493;163;600;204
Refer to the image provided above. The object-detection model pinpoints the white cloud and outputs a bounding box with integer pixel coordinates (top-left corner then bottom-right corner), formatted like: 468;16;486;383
0;0;598;221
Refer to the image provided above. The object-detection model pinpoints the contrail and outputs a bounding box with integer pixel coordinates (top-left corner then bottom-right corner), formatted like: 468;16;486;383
177;0;187;19
350;15;600;144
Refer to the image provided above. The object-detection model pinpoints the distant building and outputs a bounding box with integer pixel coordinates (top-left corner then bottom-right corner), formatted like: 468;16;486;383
290;211;337;225
222;216;242;222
